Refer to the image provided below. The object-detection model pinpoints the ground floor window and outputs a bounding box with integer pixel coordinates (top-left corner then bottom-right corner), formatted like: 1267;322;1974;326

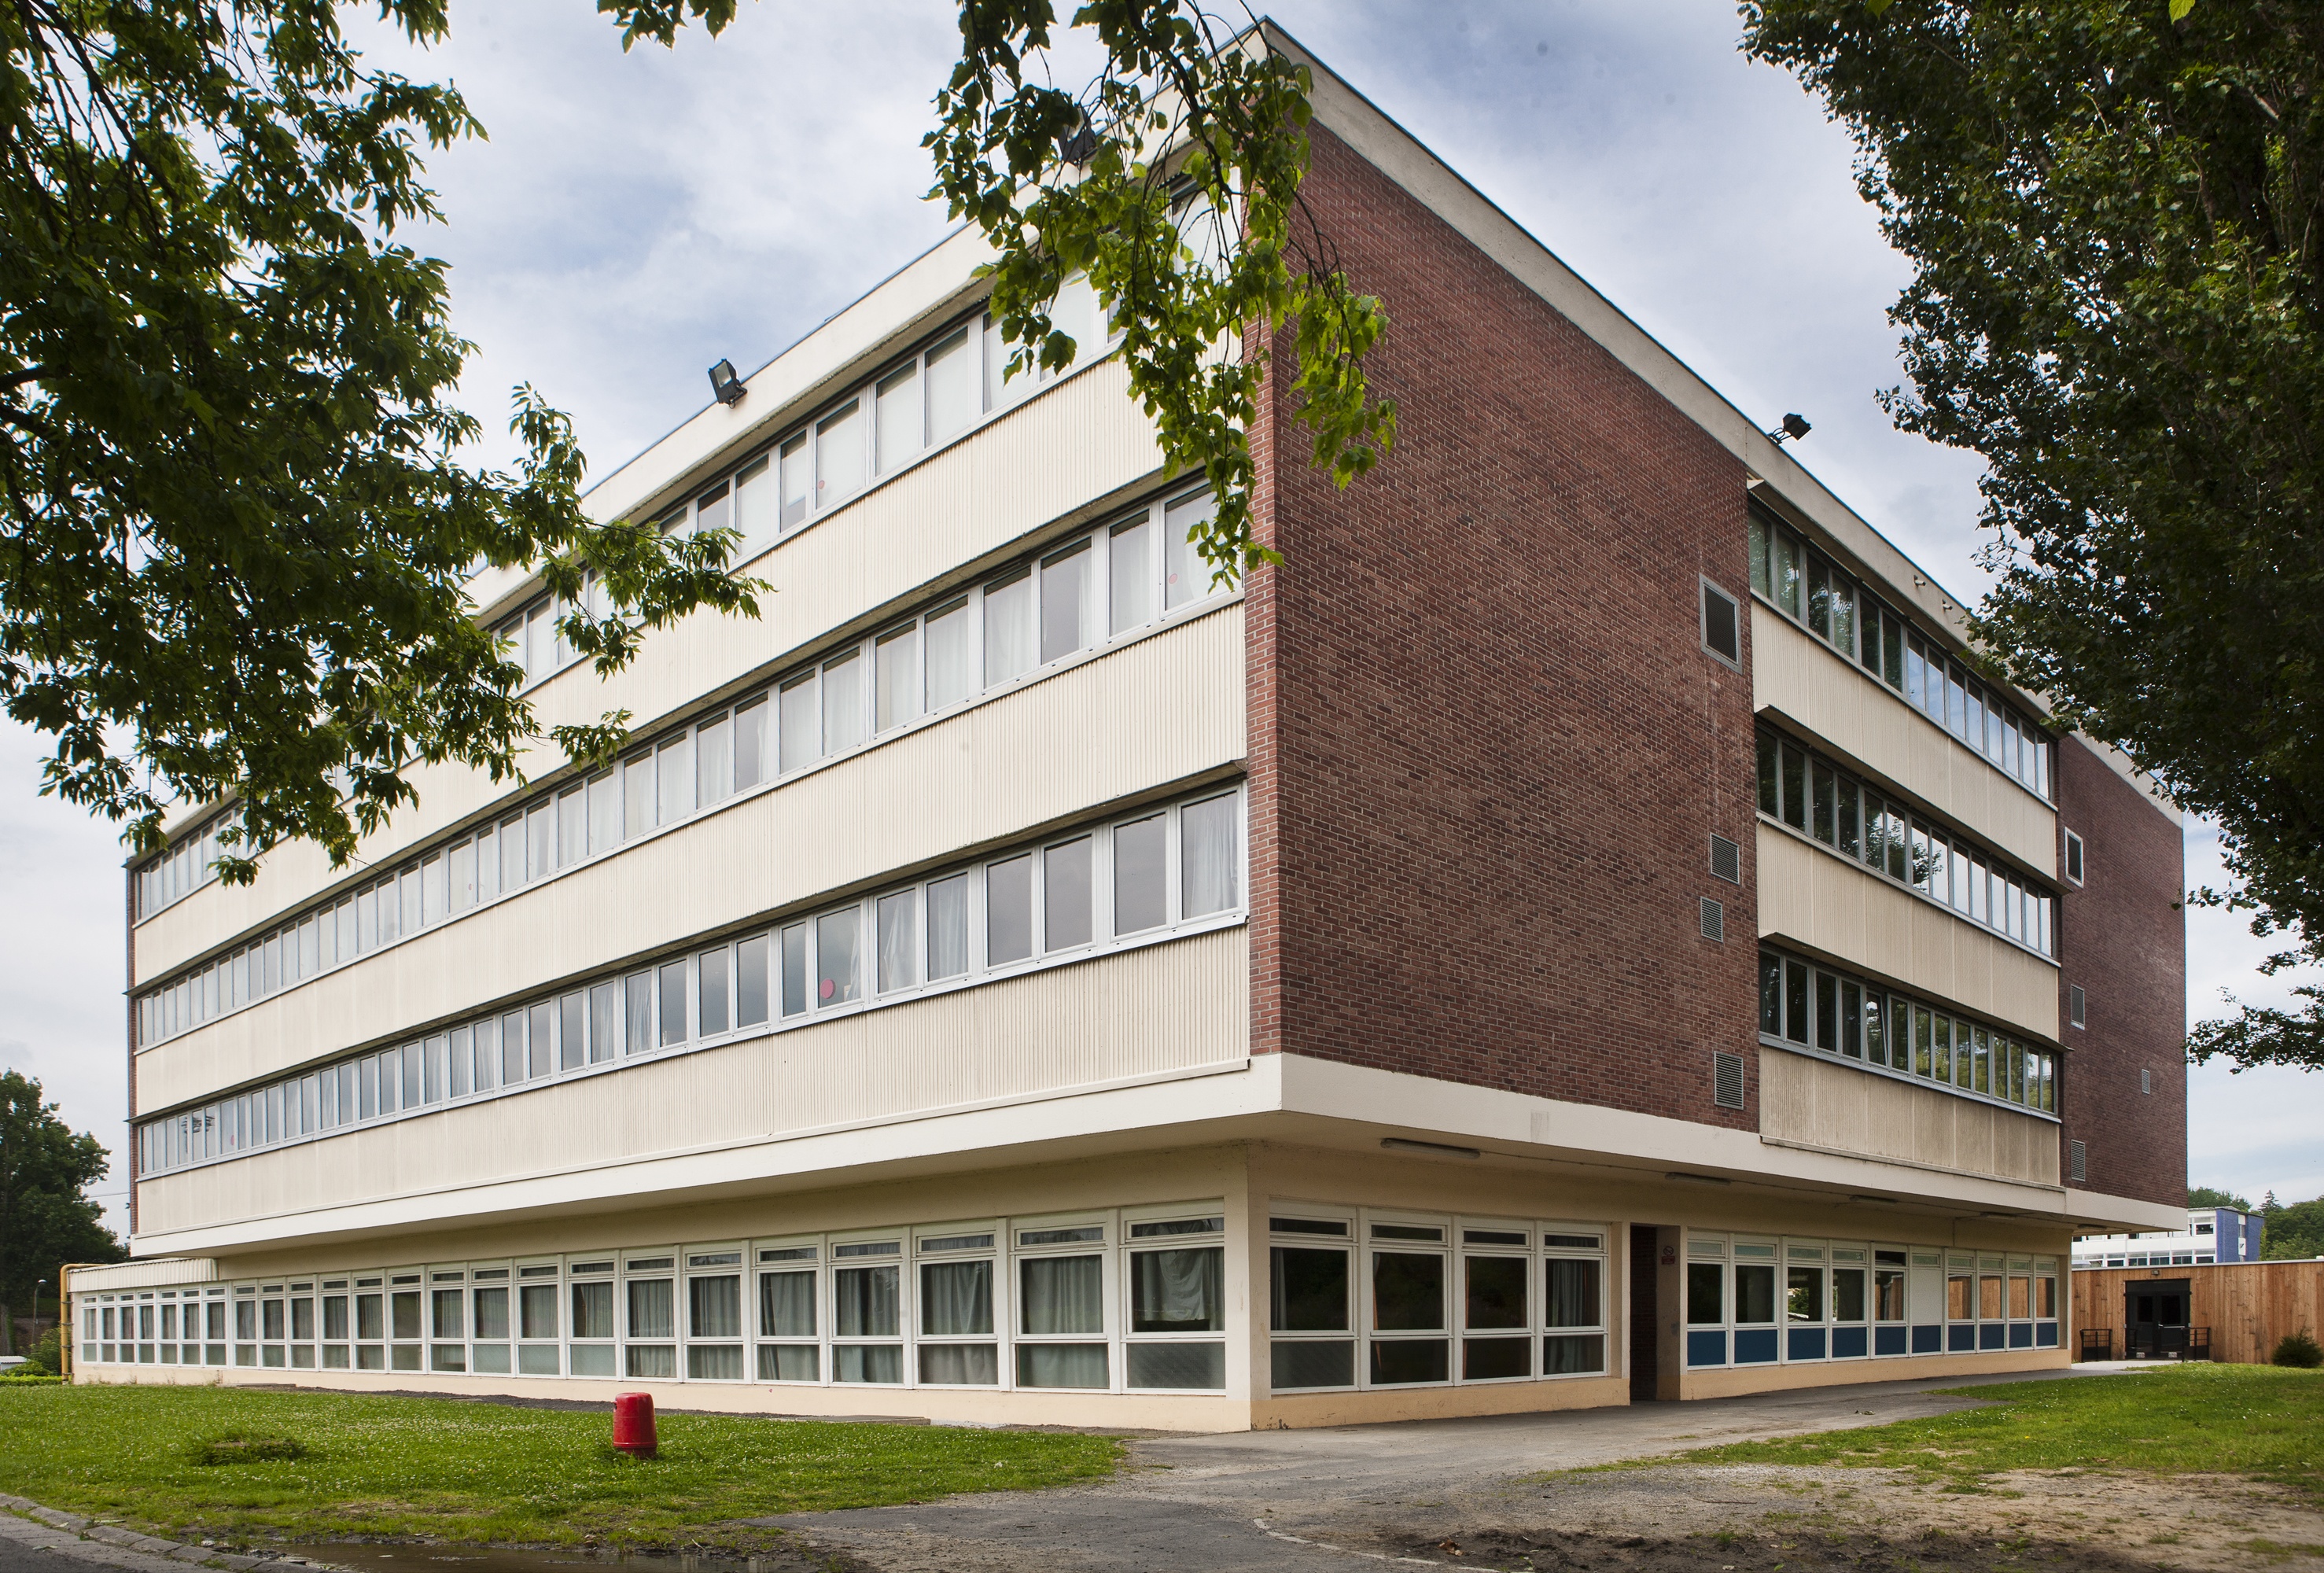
1687;1233;2057;1368
1267;1210;1608;1394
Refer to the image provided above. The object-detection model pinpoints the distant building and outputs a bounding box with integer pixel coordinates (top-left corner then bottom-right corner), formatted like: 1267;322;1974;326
2074;1208;2263;1269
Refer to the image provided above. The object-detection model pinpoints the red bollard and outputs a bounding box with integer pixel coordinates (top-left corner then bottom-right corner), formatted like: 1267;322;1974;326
611;1391;657;1458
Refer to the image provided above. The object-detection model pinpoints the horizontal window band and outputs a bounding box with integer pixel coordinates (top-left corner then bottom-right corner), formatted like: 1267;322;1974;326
133;786;1247;1175
131;573;1240;1049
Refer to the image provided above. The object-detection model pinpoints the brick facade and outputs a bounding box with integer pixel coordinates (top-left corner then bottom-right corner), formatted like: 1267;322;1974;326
1246;125;1760;1129
2055;739;2187;1208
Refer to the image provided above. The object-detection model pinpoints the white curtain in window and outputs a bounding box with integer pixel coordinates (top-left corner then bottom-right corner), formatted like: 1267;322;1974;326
1181;794;1239;916
1131;1247;1222;1332
758;1271;815;1339
878;891;919;991
834;1266;897;1338
925;600;976;711
627;1280;674;1340
1544;1259;1599;1329
926;875;970;980
689;1276;742;1339
920;1261;993;1336
1020;1254;1103;1335
984;572;1035;684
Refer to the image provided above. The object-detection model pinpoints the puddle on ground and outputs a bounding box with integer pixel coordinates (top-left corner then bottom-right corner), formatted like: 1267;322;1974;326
276;1546;796;1573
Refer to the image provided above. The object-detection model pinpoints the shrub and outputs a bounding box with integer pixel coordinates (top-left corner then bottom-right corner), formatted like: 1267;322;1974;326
184;1433;308;1466
2271;1328;2323;1368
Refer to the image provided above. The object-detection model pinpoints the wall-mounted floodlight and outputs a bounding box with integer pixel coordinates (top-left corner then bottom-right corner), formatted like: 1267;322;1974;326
1057;116;1097;167
708;359;746;407
1766;412;1811;445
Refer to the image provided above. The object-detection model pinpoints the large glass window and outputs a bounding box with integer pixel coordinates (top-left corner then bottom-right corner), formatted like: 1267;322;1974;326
1125;1214;1225;1391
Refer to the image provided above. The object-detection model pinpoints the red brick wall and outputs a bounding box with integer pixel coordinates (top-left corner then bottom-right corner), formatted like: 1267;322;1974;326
2055;739;2187;1208
1244;126;1759;1128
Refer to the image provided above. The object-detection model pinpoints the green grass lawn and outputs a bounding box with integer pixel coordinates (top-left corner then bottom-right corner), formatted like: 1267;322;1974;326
1658;1365;2323;1497
0;1383;1120;1550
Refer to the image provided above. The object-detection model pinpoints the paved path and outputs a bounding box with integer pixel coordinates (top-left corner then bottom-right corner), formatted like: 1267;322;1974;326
772;1365;2151;1573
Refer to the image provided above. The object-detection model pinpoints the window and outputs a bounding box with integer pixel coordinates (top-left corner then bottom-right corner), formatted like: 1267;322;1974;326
1269;1217;1354;1391
135;786;1247;1173
915;1230;1000;1387
622;1256;677;1380
2070;984;2087;1029
133;492;1233;1055
2064;828;2084;886
756;1245;819;1382
1014;1222;1104;1389
832;1240;904;1383
1125;1214;1225;1391
1700;577;1740;665
1759;945;2056;1115
1756;727;2053;957
1748;501;2050;798
685;1250;746;1380
567;1262;619;1376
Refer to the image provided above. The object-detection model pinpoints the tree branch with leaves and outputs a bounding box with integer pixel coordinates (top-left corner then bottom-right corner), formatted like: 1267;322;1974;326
0;0;762;886
925;1;1394;588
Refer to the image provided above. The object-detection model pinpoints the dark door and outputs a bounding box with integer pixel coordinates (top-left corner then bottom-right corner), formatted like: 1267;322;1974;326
1629;1225;1659;1401
2125;1277;2190;1357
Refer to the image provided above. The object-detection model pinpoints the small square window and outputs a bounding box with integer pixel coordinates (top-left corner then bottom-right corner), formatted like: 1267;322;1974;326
2064;830;2085;886
1701;578;1741;666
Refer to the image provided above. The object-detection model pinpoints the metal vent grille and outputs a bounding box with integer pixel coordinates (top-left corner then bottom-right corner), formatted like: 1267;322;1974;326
1700;897;1725;942
1712;1050;1745;1109
2141;1068;2152;1095
1709;834;1740;884
2069;1139;2087;1184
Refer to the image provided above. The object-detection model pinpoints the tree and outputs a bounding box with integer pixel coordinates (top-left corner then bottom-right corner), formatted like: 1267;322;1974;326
923;1;1394;584
2;0;761;884
9;0;1390;891
2260;1194;2324;1259
1739;2;2324;1073
2188;1184;2254;1212
0;1071;124;1357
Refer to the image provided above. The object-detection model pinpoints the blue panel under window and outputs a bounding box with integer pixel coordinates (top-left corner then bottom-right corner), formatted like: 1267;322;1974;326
1946;1323;1976;1352
1733;1328;1780;1365
1911;1324;1943;1354
2008;1321;2034;1349
1787;1327;1827;1361
2036;1321;2059;1348
1979;1322;2006;1350
1832;1326;1869;1359
1687;1330;1728;1368
1875;1325;1910;1357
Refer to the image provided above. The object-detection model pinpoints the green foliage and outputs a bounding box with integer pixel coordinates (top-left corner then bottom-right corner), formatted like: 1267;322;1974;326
1741;2;2324;1073
0;1385;1118;1548
2260;1195;2324;1259
1635;1364;2324;1497
2190;1185;2256;1211
2274;1329;2324;1367
0;1;763;881
926;2;1395;590
21;1327;63;1376
185;1433;310;1466
0;1071;123;1357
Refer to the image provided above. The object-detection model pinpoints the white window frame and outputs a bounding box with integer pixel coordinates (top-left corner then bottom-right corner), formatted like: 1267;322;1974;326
1121;1204;1230;1394
1009;1214;1112;1394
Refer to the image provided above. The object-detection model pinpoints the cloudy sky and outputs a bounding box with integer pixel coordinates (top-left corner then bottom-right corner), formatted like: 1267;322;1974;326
4;1;2316;1240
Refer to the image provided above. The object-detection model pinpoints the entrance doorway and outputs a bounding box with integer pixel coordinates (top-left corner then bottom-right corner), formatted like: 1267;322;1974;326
1629;1225;1659;1401
2124;1277;2190;1358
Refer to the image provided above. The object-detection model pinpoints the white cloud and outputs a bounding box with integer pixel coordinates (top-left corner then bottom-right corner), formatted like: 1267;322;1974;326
4;0;2315;1234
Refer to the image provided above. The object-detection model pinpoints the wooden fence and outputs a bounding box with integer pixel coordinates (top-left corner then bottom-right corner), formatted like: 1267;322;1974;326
2072;1258;2324;1365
